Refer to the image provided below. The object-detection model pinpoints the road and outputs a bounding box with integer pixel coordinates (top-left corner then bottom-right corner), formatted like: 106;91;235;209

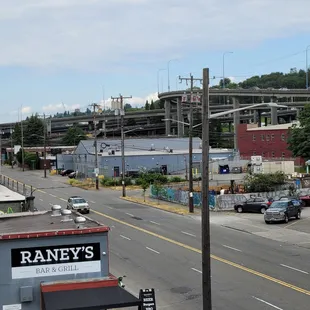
3;167;310;309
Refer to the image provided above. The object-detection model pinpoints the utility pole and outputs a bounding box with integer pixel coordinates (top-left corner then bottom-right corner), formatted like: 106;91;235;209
179;73;202;213
111;94;132;198
43;113;47;178
89;103;100;190
10;125;13;168
20;107;25;172
202;68;212;309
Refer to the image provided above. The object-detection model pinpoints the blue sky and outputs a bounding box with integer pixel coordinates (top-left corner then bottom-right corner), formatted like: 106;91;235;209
1;0;310;123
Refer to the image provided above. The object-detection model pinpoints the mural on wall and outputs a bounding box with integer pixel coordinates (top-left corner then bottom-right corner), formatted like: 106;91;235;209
150;185;216;209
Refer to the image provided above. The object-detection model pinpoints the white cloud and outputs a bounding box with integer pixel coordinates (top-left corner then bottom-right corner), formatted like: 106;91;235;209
9;106;32;116
22;106;32;114
0;0;309;70
42;103;81;112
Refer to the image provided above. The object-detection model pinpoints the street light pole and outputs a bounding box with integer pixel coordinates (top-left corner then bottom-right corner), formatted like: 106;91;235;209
111;94;132;197
306;45;310;89
167;59;178;92
201;67;212;310
20;106;25;172
43;113;47;178
157;69;166;94
89;103;100;190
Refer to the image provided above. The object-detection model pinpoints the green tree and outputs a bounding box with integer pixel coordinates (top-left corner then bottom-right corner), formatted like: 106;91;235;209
62;126;87;145
145;100;150;110
244;172;286;192
124;103;132;111
209;120;222;147
288;104;310;159
12;123;22;145
150;100;155;110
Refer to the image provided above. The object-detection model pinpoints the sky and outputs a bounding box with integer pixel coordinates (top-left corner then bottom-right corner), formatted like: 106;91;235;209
1;0;310;123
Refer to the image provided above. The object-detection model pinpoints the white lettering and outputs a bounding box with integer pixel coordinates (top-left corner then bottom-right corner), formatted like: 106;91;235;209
85;246;94;259
45;249;59;262
33;250;46;263
70;247;82;260
20;251;32;264
59;248;70;261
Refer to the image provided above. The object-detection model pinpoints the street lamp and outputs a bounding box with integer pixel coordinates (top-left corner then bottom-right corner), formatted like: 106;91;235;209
167;59;178;92
30;133;47;178
200;68;287;310
157;68;167;94
222;51;233;89
306;45;310;89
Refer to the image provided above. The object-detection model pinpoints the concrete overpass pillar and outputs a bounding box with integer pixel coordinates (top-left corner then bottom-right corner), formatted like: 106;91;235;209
296;108;301;119
147;117;151;125
232;97;240;151
176;98;184;137
165;100;171;136
271;107;278;125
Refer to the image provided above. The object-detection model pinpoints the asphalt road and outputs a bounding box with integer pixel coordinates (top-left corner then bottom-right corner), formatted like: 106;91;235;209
3;167;310;309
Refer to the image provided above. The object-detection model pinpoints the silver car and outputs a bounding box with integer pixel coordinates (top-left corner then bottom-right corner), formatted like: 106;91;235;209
67;196;90;214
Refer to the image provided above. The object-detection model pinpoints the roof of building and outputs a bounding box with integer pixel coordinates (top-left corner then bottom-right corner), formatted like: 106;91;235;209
247;122;299;131
0;209;109;240
78;137;203;154
0;185;25;202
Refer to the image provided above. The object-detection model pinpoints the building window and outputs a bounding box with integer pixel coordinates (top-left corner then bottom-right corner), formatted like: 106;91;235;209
282;152;285;158
272;151;275;157
266;135;270;142
253;151;256;155
261;134;264;141
262;152;265;157
281;133;285;141
271;134;274;141
252;134;256;141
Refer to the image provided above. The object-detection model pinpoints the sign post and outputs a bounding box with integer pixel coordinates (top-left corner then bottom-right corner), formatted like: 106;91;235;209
139;288;156;310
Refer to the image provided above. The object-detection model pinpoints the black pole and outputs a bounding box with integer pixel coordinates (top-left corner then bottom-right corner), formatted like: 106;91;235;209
188;75;194;213
202;68;212;309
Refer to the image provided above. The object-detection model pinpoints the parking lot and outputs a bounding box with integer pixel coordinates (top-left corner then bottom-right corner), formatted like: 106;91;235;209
210;207;310;249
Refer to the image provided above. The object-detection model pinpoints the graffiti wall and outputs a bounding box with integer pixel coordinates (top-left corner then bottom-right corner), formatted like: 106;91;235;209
150;185;216;209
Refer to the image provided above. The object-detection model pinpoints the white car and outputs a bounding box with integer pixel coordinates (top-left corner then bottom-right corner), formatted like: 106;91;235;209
67;196;90;214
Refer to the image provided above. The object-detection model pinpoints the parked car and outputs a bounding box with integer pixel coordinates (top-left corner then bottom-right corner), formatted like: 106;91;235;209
60;169;74;176
67;196;90;214
234;197;271;214
278;196;305;208
264;199;302;224
68;171;76;179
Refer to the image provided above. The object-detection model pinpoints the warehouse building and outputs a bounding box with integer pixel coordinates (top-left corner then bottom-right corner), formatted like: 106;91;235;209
57;138;235;178
0;206;142;309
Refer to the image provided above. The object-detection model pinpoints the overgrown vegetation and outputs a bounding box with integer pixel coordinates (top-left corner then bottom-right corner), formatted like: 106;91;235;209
243;172;286;193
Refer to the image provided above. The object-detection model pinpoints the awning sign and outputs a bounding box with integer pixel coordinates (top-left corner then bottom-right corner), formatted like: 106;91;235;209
11;243;101;279
139;289;156;310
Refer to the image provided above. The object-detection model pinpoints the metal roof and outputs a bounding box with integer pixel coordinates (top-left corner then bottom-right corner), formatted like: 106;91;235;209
78;137;203;154
247;122;299;131
0;185;25;202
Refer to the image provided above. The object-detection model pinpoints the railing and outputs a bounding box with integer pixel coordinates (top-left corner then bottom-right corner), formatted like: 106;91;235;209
0;175;32;196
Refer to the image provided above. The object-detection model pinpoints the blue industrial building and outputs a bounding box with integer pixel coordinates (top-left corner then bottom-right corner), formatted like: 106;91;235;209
57;138;235;178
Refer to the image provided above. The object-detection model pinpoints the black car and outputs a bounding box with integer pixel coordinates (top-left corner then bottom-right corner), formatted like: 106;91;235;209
60;169;74;176
234;197;271;214
264;199;302;224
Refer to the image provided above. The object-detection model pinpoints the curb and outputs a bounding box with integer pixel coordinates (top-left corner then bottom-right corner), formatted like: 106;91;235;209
120;196;193;216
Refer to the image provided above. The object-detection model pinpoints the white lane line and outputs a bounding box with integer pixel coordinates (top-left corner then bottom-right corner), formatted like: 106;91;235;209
181;231;196;237
120;235;131;241
280;264;309;275
222;244;242;252
90;201;96;204
39;198;43;202
126;212;134;217
191;268;202;274
107;206;113;209
49;194;57;197
49;203;54;206
252;296;283;310
146;247;160;254
150;221;161;226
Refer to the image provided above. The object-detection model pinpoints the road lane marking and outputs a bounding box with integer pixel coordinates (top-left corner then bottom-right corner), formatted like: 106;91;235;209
181;231;196;237
107;206;113;209
49;203;54;206
280;264;309;275
252;296;283;310
49;194;57;198
191;268;202;274
59;198;67;202
39;198;43;202
120;235;131;241
126;213;134;217
222;245;242;252
90;201;96;204
150;221;161;226
146;247;160;254
91;209;310;296
3;175;310;298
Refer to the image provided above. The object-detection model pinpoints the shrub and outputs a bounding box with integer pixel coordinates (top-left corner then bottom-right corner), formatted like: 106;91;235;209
169;176;184;183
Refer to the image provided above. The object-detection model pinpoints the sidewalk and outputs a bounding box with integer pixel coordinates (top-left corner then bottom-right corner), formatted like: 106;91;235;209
121;188;202;216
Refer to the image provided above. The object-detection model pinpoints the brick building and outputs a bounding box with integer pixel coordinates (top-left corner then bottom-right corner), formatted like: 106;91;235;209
237;122;303;165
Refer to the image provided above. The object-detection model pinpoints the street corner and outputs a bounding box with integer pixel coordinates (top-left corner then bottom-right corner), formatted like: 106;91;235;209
120;196;191;216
